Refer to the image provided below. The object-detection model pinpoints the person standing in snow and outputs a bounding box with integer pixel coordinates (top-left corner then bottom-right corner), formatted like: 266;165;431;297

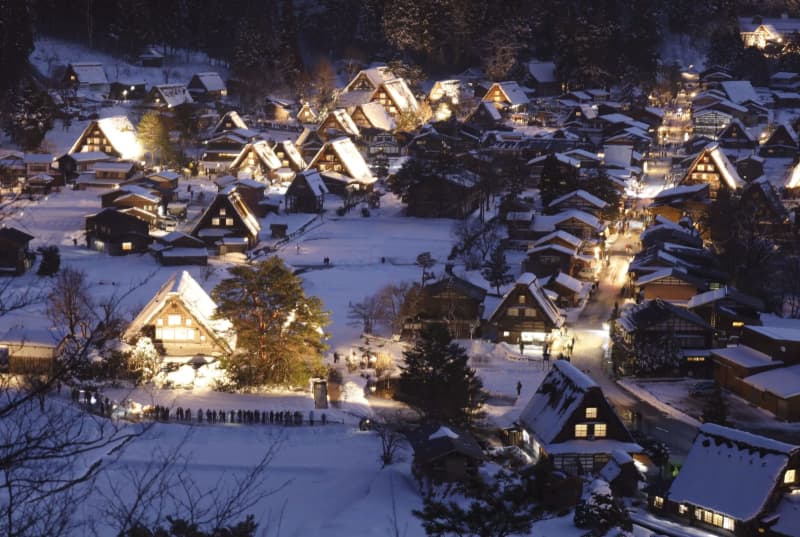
516;381;522;397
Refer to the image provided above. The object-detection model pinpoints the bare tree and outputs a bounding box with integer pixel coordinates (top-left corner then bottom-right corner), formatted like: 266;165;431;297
452;218;500;270
372;415;407;467
375;282;420;335
348;296;382;335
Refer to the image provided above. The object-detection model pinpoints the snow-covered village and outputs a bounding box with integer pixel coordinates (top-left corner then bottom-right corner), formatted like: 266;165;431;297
4;1;800;536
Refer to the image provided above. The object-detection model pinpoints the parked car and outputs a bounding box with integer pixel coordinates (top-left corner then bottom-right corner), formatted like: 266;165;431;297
689;380;717;398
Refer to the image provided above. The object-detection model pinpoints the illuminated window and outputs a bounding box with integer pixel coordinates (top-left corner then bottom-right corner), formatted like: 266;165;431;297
168;314;182;326
723;517;735;531
732;321;745;327
212;217;220;226
122;242;132;251
585;407;597;419
507;309;519;317
653;496;664;509
524;308;537;317
686;356;706;362
575;424;588;438
219;208;226;216
593;423;607;438
704;510;713;524
785;469;797;484
712;513;723;527
518;295;526;304
678;504;688;515
225;218;234;226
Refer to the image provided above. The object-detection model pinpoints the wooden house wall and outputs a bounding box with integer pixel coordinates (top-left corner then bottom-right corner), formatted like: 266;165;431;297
149;296;225;357
405;179;480;219
555;219;598;241
0;238;30;275
492;285;559;343
285;179;324;213
73;124;121;157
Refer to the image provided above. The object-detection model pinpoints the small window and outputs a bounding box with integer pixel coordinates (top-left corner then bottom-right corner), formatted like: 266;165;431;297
653;496;664;509
678;504;688;515
574;424;588;438
593;423;607;438
785;469;797;484
219;208;226;216
168;314;182;326
723;517;735;531
122;242;132;251
524;308;537;317
211;217;220;226
585;407;597;419
518;295;526;304
506;309;518;317
185;318;192;326
225;218;234;226
712;513;723;527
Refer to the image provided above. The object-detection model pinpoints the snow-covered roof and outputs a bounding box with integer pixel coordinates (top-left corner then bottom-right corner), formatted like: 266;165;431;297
687;286;764;311
688;144;745;190
317;137;375;184
746;325;800;342
70;116;142;160
379;78;419;114
548;271;587;295
212;111;248;133
94;160;135;173
720;80;761;104
667;423;798;522
294;169;328;197
548;189;608;210
519;360;634;453
23;153;53;164
152;84;193;107
489;273;563;327
538;209;602;231
356;102;396;131
742;365;800;399
769;494;800;537
712;345;777;369
529;243;577;257
483;80;530;106
191;72;226;92
527;60;557;83
344;66;396;92
429;426;459;440
68;62;108;85
320;109;360;137
653;183;709;200
124;271;234;352
533;230;583;249
276;140;307;170
230;140;281;172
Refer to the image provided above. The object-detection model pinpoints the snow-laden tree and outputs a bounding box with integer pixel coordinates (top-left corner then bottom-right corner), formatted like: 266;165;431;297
213;257;329;387
574;481;632;536
129;336;162;382
414;470;542;537
137;112;174;166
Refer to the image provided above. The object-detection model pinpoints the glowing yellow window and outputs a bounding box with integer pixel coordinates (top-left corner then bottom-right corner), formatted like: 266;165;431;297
594;423;607;438
575;424;588;438
653;496;664;509
723;517;735;531
678;504;688;515
585;407;597;419
168;314;182;326
122;242;132;251
785;469;797;484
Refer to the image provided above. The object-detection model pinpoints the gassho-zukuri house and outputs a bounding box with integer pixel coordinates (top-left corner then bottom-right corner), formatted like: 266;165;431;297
124;270;235;362
650;423;800;537
518;360;641;475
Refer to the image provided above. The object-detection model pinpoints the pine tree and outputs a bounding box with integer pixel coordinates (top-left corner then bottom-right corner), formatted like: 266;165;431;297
574;487;632;534
701;384;729;426
0;0;34;95
129;336;162;382
213;257;329;387
482;245;511;295
397;323;484;425
37;245;60;276
414;471;541;537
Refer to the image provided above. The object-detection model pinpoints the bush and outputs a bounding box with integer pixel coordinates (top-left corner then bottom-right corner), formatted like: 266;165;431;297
361;207;370;217
37;245;60;276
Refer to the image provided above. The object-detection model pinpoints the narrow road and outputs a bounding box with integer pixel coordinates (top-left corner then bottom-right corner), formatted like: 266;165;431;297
570;230;698;460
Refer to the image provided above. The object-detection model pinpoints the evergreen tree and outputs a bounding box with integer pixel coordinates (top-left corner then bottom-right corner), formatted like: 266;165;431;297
213;257;329;387
701;384;729;425
137;112;173;166
3;83;55;151
37;245;60;276
397;323;484;426
583;169;623;222
129;336;162;382
0;0;34;95
538;154;578;205
414;471;542;537
574;486;632;534
482;245;511;295
123;515;257;537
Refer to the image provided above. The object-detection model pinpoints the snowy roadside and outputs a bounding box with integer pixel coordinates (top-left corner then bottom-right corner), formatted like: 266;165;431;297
617;379;702;428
